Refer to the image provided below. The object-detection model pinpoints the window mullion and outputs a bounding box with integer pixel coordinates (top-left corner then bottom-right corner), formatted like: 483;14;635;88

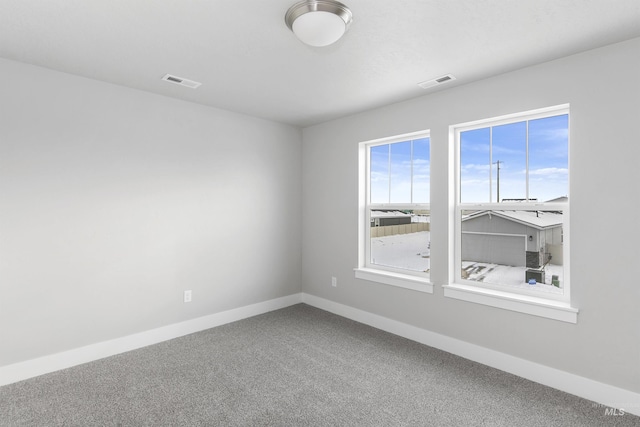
410;139;414;204
526;120;530;201
387;144;391;204
489;126;493;203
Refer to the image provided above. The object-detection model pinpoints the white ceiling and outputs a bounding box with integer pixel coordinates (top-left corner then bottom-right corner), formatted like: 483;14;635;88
1;1;639;127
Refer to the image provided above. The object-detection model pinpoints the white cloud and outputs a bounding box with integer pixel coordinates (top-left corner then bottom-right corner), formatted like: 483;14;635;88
529;167;568;176
461;163;490;172
535;127;569;142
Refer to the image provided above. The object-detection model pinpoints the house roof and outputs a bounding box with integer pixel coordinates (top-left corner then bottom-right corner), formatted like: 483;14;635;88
371;211;411;219
463;210;563;229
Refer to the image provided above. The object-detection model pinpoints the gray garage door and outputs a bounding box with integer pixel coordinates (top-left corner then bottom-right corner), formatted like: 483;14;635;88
462;232;526;267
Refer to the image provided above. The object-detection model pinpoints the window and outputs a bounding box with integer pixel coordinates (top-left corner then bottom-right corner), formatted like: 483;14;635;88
356;131;432;293
445;105;577;322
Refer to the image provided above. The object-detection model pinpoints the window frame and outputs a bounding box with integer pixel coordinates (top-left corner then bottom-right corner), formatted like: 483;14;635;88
355;130;433;293
444;105;578;322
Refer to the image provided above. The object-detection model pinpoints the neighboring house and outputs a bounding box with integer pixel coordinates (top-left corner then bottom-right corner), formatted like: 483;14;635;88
370;210;412;227
370;210;430;238
461;210;563;268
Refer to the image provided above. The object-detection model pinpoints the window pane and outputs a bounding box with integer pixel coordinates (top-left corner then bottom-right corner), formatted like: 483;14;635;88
412;138;430;203
370;144;389;203
389;141;412;203
460;128;491;203
492;121;526;202
370;209;430;273
528;114;569;202
460;209;564;295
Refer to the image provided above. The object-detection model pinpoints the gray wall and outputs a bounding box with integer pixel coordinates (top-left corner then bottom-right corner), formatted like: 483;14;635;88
0;58;302;367
301;38;640;393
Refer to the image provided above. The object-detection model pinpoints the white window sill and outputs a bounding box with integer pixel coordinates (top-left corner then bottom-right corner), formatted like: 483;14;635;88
354;268;433;293
443;283;578;323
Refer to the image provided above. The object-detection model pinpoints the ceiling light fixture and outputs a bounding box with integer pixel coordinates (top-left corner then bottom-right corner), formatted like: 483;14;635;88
285;0;353;47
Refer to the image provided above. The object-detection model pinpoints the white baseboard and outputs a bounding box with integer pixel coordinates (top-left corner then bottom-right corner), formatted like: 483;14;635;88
301;293;640;417
3;292;638;417
0;293;302;387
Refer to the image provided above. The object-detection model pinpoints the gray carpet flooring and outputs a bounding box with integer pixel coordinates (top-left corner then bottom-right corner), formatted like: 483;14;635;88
0;304;637;426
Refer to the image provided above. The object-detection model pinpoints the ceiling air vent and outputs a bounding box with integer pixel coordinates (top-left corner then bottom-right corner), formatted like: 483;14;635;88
418;74;456;90
162;74;201;89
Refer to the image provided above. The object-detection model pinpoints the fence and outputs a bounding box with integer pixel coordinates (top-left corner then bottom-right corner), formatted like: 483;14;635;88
370;222;430;238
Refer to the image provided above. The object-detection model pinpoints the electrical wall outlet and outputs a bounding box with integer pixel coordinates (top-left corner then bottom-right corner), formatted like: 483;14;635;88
184;290;192;303
331;276;337;287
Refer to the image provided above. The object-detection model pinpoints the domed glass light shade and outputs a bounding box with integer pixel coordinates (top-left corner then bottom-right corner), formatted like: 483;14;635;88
285;0;353;47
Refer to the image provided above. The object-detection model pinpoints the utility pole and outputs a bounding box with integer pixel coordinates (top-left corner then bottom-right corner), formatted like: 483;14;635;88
493;160;502;202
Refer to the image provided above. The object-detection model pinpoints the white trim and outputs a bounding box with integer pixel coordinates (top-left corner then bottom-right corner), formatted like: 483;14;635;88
454;104;570;132
301;293;638;416
2;293;635;416
452;105;572;309
443;283;578;323
354;267;434;293
0;293;302;387
358;130;432;286
361;129;431;147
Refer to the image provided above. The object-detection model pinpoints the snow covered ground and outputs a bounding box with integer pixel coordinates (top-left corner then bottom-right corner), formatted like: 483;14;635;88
371;231;431;273
462;261;563;295
370;231;563;295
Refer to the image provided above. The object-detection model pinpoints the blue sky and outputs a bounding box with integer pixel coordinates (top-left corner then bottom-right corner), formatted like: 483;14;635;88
369;114;567;205
370;137;430;204
460;114;568;203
